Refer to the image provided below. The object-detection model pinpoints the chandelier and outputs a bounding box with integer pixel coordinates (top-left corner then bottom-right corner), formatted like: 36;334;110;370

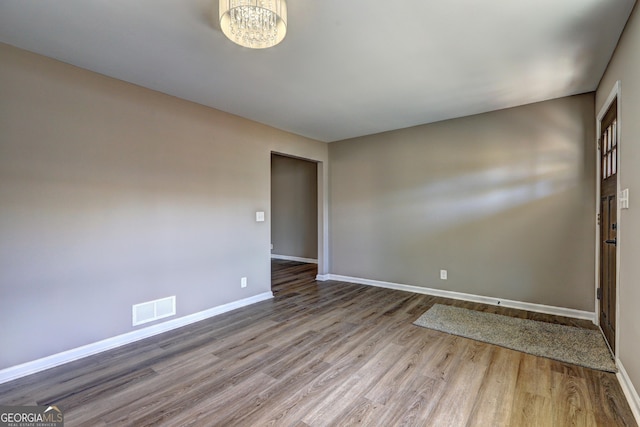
219;0;287;49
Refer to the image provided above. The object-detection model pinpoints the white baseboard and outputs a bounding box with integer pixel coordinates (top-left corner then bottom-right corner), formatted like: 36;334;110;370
0;292;273;385
617;359;640;424
316;274;330;281
271;254;318;264
324;274;596;322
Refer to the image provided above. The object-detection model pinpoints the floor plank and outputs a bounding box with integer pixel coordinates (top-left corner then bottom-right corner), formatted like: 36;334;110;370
0;259;635;426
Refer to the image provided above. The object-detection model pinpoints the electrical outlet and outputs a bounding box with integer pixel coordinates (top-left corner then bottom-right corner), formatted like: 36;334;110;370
241;277;247;288
440;270;447;280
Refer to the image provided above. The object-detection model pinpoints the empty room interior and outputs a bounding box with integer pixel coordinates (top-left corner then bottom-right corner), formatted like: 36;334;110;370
1;1;640;425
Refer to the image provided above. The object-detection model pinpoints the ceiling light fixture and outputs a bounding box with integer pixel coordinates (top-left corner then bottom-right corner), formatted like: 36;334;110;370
219;0;287;49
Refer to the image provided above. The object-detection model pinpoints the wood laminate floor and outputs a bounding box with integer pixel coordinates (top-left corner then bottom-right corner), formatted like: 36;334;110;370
0;259;636;426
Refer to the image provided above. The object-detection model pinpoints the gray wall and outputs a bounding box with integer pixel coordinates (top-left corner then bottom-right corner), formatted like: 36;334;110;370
596;2;640;407
330;94;596;311
0;43;328;369
271;154;318;259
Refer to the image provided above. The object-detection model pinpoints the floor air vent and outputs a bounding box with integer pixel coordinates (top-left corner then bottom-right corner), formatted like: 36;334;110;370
132;296;176;326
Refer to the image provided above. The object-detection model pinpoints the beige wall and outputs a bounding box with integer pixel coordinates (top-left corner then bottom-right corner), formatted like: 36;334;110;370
0;43;328;369
271;154;318;259
596;2;640;407
330;94;596;311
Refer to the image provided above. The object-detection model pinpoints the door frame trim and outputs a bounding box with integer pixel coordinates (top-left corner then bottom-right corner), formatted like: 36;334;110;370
270;151;328;276
595;80;621;356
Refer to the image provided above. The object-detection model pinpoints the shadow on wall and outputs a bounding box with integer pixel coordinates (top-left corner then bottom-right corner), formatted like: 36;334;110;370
390;157;578;232
367;99;589;234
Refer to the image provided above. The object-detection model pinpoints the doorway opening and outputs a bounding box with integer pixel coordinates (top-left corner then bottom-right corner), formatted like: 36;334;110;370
270;153;319;292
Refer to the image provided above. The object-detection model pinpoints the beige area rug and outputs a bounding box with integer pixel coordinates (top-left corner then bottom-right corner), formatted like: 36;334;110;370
413;304;616;373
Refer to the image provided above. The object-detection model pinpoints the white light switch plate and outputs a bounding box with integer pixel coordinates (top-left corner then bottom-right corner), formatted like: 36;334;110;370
256;211;265;222
619;189;629;209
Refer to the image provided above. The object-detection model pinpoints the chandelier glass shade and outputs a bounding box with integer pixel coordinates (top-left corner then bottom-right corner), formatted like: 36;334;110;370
219;0;287;49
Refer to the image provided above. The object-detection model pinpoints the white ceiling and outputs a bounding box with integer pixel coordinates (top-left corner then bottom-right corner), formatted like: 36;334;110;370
0;0;636;142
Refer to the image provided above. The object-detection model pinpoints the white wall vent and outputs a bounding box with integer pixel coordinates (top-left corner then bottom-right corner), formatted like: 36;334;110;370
132;296;176;326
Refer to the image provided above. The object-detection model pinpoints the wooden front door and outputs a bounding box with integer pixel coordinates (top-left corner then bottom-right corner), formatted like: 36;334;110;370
599;100;617;352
